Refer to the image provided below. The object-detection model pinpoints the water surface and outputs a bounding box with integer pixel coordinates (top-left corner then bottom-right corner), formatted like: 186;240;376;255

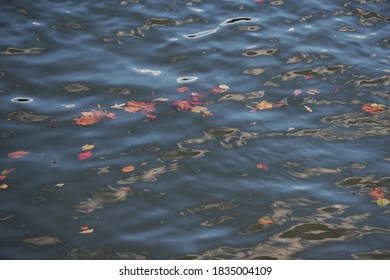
0;0;389;259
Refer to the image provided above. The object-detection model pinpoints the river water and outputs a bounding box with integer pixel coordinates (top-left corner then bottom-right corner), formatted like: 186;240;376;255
0;0;389;260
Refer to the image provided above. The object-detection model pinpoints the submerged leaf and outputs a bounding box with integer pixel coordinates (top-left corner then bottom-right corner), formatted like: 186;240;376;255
0;184;8;190
0;175;5;180
8;151;29;158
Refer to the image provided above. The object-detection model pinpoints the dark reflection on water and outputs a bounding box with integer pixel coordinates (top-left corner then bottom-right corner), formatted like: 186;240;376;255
0;0;389;259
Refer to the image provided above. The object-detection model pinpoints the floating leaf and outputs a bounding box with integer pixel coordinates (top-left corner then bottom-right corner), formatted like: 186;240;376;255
304;74;314;79
256;100;273;110
191;106;208;113
151;97;169;102
122;100;156;114
146;114;157;120
172;100;193;111
293;89;302;96
81;144;95;151
306;89;320;95
256;164;269;171
73;109;116;125
110;103;126;109
258;218;273;225
79;226;89;231
376;198;389;208
0;175;5;180
212;84;230;94
0;184;8;190
122;165;135;173
8;151;29;158
176;86;190;93
370;188;385;200
1;168;16;175
79;228;94;234
304;105;313;112
362;103;386;114
78;151;92;160
202;111;213;117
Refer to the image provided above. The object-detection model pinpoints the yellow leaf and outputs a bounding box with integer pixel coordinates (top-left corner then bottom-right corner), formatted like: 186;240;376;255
122;165;135;173
79;228;94;234
191;106;208;113
81;144;95;151
304;105;312;112
256;100;273;110
376;198;389;208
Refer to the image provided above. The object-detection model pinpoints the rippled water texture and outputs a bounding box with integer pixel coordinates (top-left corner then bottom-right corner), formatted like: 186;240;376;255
0;0;389;260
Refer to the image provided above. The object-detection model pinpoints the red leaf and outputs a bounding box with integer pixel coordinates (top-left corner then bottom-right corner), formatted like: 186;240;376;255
256;164;269;171
369;188;385;200
212;84;229;94
172;100;193;111
78;151;93;160
0;175;6;180
8;151;29;159
362;103;386;114
176;86;190;93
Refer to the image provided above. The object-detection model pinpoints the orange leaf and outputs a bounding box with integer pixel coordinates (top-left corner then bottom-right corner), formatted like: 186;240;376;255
121;165;135;173
123;101;155;114
172;100;193;111
258;218;273;225
8;151;29;158
74;109;116;125
256;100;273;110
